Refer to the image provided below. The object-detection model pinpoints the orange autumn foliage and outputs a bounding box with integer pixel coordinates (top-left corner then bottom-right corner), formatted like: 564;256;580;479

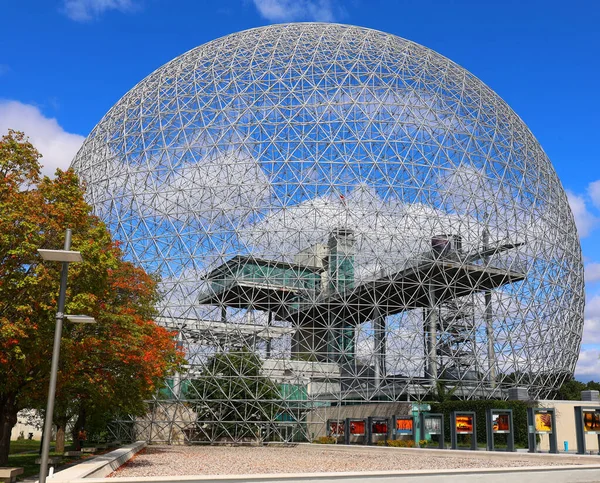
0;130;184;463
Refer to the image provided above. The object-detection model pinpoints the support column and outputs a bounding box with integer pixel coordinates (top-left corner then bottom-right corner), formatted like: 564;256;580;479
374;304;386;387
171;331;183;398
266;311;273;359
427;281;438;381
483;223;497;388
423;308;429;378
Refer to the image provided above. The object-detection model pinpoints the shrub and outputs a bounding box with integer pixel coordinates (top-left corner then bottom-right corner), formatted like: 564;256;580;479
313;436;337;444
386;439;415;448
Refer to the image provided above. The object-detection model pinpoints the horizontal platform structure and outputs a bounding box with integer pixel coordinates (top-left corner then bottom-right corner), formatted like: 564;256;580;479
197;253;525;324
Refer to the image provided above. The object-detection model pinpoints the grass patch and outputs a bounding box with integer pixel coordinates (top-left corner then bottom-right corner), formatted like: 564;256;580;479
7;451;67;481
7;441;81;481
9;439;45;454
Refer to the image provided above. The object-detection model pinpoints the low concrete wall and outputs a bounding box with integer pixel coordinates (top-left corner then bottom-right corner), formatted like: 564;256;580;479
53;441;146;481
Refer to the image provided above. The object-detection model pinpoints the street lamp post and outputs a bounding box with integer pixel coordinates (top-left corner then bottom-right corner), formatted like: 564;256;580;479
37;229;85;483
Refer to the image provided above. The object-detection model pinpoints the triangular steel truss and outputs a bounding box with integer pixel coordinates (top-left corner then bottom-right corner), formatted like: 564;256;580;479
73;23;584;444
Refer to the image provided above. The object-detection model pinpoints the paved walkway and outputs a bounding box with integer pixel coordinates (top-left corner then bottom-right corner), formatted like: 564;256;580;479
234;468;600;483
41;443;600;483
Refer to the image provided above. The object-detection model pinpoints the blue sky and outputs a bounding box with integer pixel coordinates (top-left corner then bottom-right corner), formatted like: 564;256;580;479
2;0;600;379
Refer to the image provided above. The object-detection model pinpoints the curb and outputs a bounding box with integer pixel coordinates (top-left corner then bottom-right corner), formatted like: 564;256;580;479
51;442;146;481
52;464;600;483
295;442;600;464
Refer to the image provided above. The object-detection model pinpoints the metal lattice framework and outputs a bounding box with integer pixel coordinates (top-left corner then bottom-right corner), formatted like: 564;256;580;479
71;23;584;444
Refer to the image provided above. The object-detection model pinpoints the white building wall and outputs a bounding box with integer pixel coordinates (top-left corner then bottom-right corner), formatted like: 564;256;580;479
10;409;43;440
537;400;600;452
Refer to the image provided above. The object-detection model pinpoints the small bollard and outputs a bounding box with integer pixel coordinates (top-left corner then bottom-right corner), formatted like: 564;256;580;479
564;441;569;452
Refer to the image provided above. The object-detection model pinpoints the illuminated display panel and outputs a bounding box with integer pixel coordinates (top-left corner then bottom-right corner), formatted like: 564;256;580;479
492;413;510;433
372;421;388;435
396;418;414;435
583;411;600;433
455;415;474;434
535;412;553;433
328;421;344;436
349;420;365;435
425;417;442;435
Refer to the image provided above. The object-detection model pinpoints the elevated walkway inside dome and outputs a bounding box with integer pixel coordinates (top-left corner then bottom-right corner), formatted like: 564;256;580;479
193;229;525;385
197;246;525;326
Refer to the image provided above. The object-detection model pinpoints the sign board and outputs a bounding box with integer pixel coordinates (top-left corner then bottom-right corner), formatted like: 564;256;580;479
425;416;442;435
575;406;600;454
395;417;414;435
455;414;474;434
419;413;445;449
583;410;600;434
349;420;366;436
527;407;558;453
328;420;344;436
451;411;477;450
371;420;388;435
492;413;511;434
535;412;553;433
486;409;515;452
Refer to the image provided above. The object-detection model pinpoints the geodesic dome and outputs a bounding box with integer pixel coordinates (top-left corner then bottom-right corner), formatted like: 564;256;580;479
72;23;584;442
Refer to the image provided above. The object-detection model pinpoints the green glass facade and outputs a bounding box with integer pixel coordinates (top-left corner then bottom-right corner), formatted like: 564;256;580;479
210;258;322;294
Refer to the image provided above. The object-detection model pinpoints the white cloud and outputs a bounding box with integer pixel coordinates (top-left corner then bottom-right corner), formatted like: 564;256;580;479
0;101;85;177
586;295;600;320
575;348;600;378
252;0;337;22
583;320;600;346
588;180;600;209
62;0;136;22
238;181;518;283
99;147;271;227
586;263;600;283
581;295;600;345
567;190;597;238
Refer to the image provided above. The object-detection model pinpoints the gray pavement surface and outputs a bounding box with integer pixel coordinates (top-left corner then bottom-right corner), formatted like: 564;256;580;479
42;443;600;483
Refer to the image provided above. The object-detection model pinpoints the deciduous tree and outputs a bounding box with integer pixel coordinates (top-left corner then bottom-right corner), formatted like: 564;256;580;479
186;349;281;442
0;130;183;463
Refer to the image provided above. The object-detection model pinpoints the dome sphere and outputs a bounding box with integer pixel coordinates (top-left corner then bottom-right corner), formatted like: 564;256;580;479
72;23;583;407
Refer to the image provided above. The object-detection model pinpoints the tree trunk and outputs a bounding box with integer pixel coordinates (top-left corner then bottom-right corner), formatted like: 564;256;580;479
55;423;65;453
71;405;86;450
0;393;19;465
54;410;72;453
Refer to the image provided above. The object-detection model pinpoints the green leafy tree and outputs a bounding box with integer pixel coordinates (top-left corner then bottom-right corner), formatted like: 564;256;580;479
0;130;183;462
434;380;459;403
556;378;600;401
555;378;587;401
587;381;600;392
186;348;281;442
